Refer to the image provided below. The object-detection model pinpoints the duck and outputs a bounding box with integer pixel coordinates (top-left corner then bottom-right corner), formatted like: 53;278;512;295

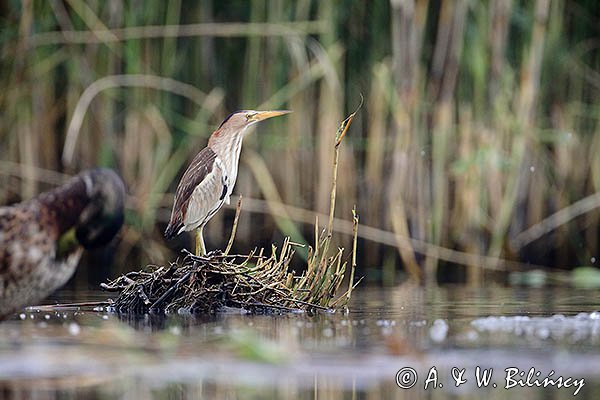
0;168;125;319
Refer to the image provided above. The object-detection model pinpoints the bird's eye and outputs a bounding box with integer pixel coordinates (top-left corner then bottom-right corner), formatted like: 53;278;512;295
246;113;256;121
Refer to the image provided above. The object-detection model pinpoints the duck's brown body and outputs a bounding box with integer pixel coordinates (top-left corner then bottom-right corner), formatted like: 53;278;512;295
0;169;125;319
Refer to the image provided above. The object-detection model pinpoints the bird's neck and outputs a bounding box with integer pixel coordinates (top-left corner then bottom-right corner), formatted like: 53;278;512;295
37;177;91;236
209;131;245;181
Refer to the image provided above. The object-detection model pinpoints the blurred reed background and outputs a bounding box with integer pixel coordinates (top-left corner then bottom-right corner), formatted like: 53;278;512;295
0;0;598;285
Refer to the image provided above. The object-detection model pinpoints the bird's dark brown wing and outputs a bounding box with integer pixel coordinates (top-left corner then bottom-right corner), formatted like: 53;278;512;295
164;146;218;238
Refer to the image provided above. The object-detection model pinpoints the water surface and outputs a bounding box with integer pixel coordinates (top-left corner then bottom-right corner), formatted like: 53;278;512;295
1;284;599;399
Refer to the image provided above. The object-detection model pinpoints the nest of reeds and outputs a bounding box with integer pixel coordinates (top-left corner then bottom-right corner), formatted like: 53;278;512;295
102;105;362;314
102;228;357;313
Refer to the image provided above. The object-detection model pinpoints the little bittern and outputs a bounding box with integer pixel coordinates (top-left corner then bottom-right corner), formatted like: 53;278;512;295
164;110;290;255
0;168;125;319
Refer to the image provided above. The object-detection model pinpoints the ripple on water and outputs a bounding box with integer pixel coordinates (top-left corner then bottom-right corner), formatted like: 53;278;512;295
471;312;600;342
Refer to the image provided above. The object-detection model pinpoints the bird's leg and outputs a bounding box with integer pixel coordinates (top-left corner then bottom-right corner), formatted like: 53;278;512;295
195;227;206;256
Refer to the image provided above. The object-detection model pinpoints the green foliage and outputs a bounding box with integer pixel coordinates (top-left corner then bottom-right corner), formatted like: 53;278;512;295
572;267;600;289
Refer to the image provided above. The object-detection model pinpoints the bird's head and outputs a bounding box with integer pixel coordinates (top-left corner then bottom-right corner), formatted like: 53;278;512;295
75;168;126;249
210;110;291;143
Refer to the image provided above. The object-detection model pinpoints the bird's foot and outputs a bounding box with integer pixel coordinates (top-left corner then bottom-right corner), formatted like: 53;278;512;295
181;248;208;262
207;249;223;257
182;248;222;261
181;248;194;257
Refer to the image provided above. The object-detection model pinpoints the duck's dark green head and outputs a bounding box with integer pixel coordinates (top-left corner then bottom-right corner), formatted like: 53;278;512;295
75;168;126;249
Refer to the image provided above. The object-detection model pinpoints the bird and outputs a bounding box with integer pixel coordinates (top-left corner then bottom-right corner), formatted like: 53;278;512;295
164;110;290;255
0;168;125;319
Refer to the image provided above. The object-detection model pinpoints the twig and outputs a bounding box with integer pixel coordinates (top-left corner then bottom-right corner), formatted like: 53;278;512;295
224;196;243;255
27;301;111;310
241;302;303;312
346;207;359;304
149;269;194;311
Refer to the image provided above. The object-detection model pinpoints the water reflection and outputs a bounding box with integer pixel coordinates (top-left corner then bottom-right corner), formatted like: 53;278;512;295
0;284;599;399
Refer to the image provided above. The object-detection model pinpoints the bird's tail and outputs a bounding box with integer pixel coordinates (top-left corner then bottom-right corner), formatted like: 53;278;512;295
164;203;185;239
164;222;178;239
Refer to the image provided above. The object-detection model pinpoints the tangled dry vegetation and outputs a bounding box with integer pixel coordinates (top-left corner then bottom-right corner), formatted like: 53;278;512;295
102;108;361;313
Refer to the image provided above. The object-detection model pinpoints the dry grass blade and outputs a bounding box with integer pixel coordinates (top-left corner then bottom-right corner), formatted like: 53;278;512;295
224;196;243;255
328;96;363;235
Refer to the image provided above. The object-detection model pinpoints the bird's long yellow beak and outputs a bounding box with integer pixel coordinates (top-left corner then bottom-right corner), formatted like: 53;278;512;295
251;110;292;122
